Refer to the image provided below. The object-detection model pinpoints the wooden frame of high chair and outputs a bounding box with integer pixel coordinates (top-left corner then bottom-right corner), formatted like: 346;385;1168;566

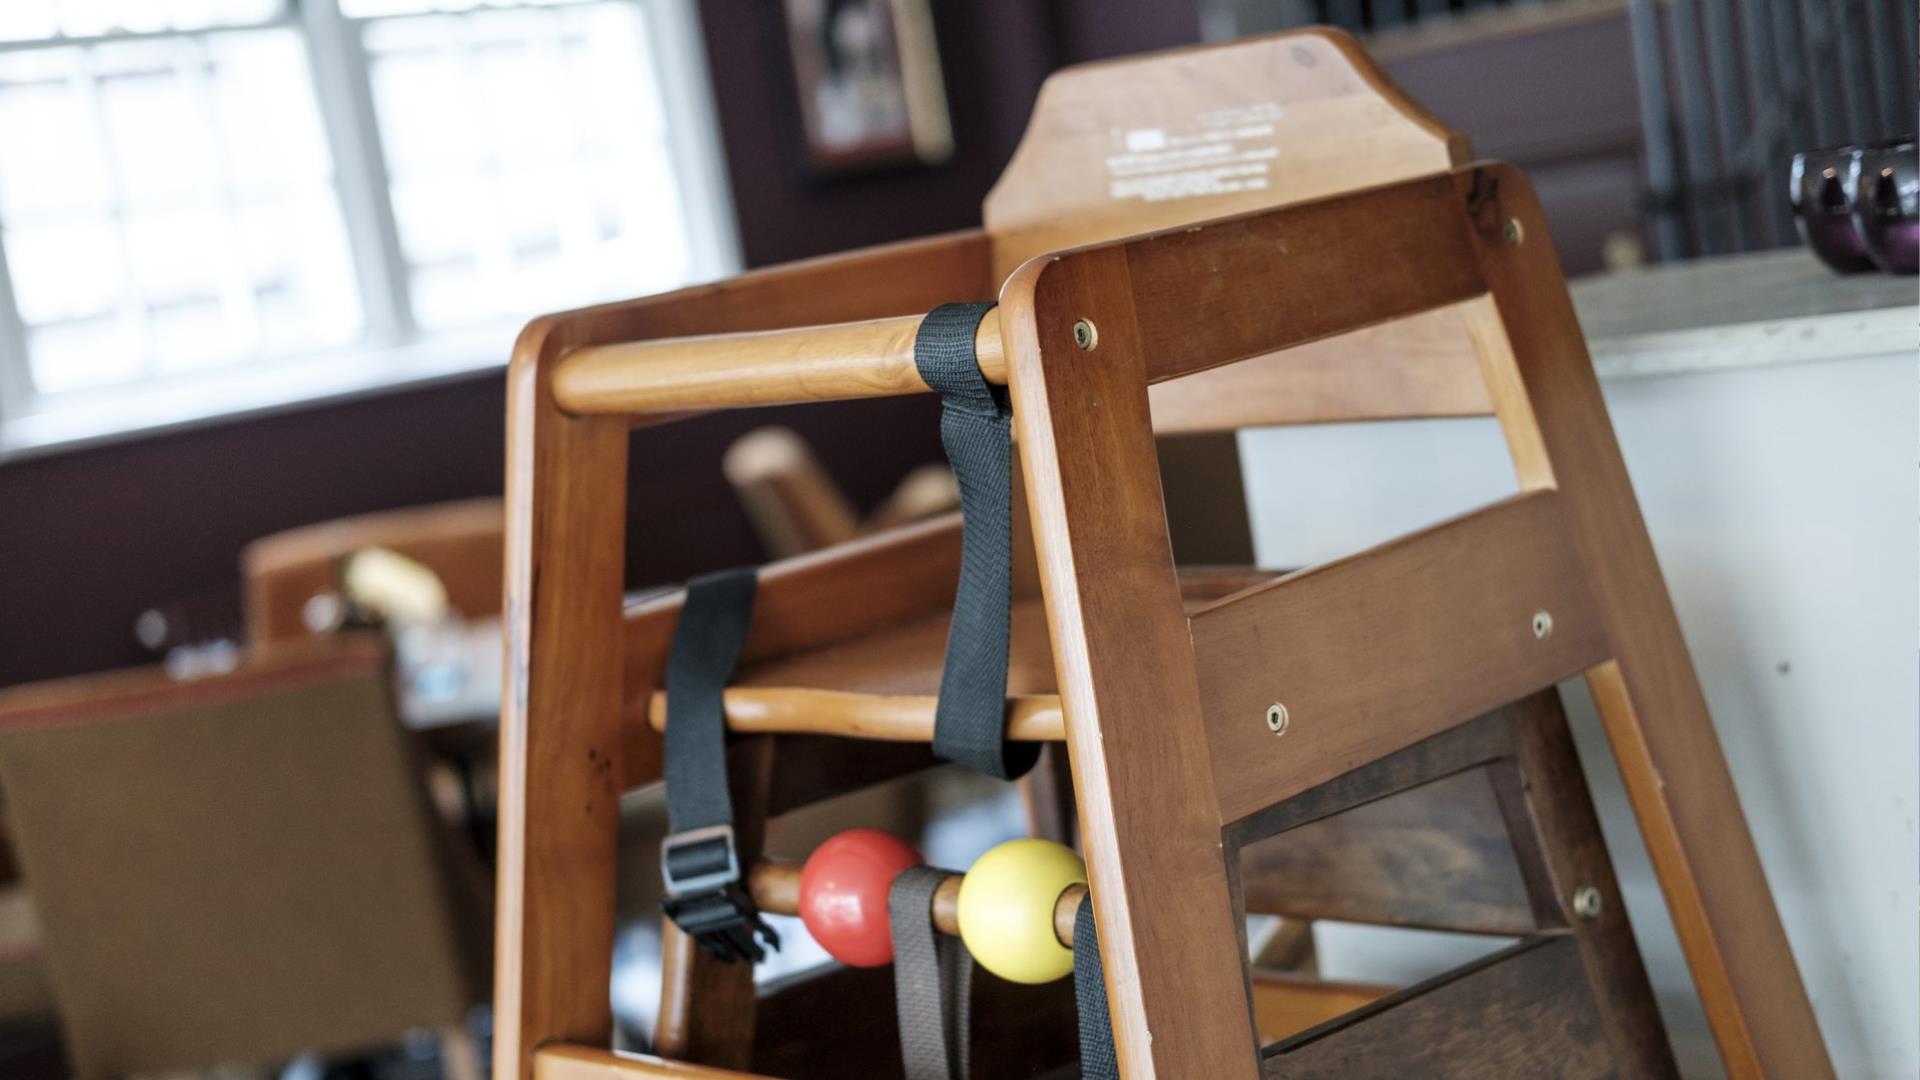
496;28;1829;1080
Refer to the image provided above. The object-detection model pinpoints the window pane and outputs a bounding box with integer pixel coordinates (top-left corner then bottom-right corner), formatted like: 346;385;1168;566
0;28;361;396
0;1;291;40
341;0;572;19
363;1;690;330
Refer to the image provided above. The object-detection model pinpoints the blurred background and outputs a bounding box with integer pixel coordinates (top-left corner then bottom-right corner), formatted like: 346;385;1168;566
0;1;1911;1078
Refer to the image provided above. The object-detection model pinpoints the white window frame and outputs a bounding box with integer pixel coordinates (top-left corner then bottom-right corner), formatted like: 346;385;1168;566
0;0;740;460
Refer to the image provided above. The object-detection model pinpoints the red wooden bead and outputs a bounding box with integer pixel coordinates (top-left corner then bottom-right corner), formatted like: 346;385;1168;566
798;828;924;968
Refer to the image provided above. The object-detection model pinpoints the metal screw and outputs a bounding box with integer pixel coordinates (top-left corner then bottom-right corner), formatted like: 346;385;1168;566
1264;702;1289;736
1532;610;1553;640
1503;218;1525;246
1072;318;1098;351
1571;884;1603;920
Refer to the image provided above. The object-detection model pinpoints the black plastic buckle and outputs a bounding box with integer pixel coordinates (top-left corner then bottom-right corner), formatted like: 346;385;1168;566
660;824;780;964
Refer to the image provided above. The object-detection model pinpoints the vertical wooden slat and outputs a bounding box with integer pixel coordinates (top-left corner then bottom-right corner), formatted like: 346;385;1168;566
1004;247;1260;1078
496;322;630;1080
1459;163;1833;1079
1493;693;1678;1077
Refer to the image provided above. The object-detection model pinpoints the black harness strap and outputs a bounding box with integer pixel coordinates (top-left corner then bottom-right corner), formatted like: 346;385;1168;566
914;302;1038;781
659;567;779;963
889;866;973;1080
1073;892;1119;1080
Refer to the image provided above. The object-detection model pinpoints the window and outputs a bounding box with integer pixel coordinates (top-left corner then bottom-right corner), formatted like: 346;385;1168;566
0;0;736;453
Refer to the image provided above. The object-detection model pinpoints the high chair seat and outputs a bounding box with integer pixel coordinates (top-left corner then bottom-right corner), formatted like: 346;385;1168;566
633;518;1279;756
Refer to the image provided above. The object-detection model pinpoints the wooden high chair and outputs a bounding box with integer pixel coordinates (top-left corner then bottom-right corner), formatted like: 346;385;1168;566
496;28;1830;1080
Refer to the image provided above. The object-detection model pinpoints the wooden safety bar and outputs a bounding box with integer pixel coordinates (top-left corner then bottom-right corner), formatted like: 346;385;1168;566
554;314;1003;416
547;171;1484;421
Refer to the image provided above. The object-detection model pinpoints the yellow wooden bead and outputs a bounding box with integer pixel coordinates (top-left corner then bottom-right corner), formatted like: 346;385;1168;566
956;838;1086;984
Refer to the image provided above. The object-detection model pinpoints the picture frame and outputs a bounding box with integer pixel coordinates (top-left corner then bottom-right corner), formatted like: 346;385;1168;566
776;0;955;174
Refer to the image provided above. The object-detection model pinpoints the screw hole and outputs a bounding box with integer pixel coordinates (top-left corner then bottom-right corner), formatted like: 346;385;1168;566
1264;702;1289;735
1571;884;1603;920
1531;610;1553;640
1072;318;1098;351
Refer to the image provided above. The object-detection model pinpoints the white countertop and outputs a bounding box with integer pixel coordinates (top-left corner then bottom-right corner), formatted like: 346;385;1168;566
1570;248;1917;379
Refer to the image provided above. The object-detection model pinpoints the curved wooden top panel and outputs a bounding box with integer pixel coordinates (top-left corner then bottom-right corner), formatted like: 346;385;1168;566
984;27;1468;281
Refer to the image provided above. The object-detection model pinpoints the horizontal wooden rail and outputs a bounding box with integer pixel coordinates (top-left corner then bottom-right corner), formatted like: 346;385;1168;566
645;688;1064;742
747;858;1086;947
534;1044;772;1079
550;170;1488;420
1191;490;1610;826
554;313;1003;416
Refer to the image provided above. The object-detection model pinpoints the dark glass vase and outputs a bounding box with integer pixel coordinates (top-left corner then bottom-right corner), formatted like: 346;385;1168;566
1850;139;1918;274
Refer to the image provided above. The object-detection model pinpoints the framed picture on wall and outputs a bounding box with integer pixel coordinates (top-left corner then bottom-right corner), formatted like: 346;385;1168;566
777;0;954;173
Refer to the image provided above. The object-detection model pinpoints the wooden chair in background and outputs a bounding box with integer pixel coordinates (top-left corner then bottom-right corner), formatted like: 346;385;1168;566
496;28;1829;1079
243;497;507;646
0;639;489;1079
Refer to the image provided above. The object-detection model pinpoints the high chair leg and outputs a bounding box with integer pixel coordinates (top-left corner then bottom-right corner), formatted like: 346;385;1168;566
1006;246;1265;1079
496;355;630;1080
1463;166;1831;1078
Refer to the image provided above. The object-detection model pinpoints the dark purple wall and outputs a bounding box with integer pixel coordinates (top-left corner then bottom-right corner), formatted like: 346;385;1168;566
692;0;1202;267
1380;12;1646;273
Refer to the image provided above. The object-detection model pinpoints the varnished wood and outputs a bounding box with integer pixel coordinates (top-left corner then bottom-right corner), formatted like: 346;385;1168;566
1005;247;1259;1077
495;323;628;1080
631;568;1280;770
498;186;996;1080
617;514;964;789
1238;765;1537;935
984;27;1467;281
1496;693;1678;1077
242;498;504;645
1460;164;1832;1077
543;176;1485;423
1250;971;1393;1043
1121;173;1483;388
1191;490;1607;825
721;429;861;558
647;688;1063;743
555;315;1000;417
535;1045;769;1080
1265;936;1611;1077
498;29;1819;1080
1146;304;1492;434
1228;696;1673;1069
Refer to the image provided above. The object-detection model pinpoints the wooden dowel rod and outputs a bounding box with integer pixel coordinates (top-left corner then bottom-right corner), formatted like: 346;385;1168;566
553;313;1005;416
747;858;1088;947
645;688;1066;742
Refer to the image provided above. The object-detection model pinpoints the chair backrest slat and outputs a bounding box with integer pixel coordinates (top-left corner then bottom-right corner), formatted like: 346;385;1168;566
0;642;482;1079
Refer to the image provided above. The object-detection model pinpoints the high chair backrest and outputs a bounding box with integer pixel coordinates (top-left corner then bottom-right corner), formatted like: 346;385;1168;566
987;30;1492;435
0;640;485;1079
984;30;1467;281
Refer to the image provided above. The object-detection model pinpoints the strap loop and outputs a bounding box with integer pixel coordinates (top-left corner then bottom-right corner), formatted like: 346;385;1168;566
660;568;779;963
1074;892;1119;1080
890;866;972;1080
915;302;1038;781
